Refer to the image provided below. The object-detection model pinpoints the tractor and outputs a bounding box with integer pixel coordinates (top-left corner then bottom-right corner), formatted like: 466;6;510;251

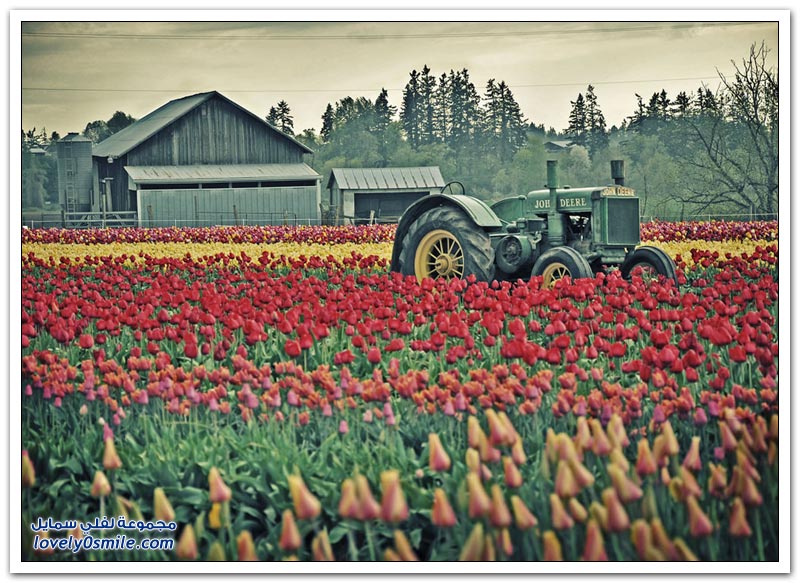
390;159;678;287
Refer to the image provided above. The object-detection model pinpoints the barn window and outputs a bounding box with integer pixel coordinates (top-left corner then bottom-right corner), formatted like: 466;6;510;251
232;182;259;188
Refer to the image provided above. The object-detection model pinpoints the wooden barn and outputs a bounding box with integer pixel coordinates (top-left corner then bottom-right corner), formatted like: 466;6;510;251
326;167;445;224
90;91;321;226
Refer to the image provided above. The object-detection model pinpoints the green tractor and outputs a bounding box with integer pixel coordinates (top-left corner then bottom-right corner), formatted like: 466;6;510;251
391;159;678;287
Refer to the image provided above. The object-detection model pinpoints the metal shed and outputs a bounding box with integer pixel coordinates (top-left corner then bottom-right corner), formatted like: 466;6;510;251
326;167;445;224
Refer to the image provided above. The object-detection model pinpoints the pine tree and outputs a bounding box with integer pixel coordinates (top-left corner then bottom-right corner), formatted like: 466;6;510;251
566;93;587;145
320;103;334;142
419;65;437;145
401;70;421;148
433;73;450;143
584;85;607;156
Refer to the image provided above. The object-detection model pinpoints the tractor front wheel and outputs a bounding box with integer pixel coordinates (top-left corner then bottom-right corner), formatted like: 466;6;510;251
620;246;679;286
397;206;495;282
531;246;593;288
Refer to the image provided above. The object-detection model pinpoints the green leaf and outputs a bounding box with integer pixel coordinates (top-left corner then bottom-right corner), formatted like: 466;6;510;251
328;523;350;544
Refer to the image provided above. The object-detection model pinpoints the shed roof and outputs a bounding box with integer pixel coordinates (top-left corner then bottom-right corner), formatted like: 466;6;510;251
327;167;445;191
125;163;320;184
93;91;313;159
59;132;92;143
544;140;576;150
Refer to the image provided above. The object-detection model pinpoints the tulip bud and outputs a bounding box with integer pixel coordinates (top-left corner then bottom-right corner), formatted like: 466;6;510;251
467;416;483;449
601;488;630;532
91;470;111;497
153;487;175;522
466;472;491;518
428;433;451;472
718;421;738;452
589;501;608;531
686;495;713;537
207;541;226;561
431;488;457;527
673;537;699;561
311;529;334;561
380;470;409;523
354;474;382;521
660;421;680;456
208;467;232;503
574;417;592;452
511;434;527;465
606;414;630;449
549;493;574;530
682;436;703;471
609;448;630;473
237;530;258;561
393;530;418;561
510;495;538;530
636;438;658;476
489;485;512;528
497;527;513;557
650;518;679;560
22;450;35;489
102;438;123;470
768;414;778;440
279;509;302;552
630;518;651;560
708;463;728;498
288;474;321;520
175;524;198;560
589;419;612;456
729;497;752;537
465;448;481;474
384;548;402;561
486;409;513;447
481;534;496;561
502;456;523;488
554;460;579;499
542;530;563;561
459;523;484;561
568;498;588;523
338;478;359;520
582;518;607;561
208;502;223;529
607;464;643;504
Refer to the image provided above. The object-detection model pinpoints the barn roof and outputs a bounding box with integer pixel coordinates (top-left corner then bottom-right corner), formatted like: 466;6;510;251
327;167;445;191
92;91;313;159
125;163;320;184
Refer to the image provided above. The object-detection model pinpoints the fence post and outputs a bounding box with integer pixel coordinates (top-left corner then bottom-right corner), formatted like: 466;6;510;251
233;205;239;226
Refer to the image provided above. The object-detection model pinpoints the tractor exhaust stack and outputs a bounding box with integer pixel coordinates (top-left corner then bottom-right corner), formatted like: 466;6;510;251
611;160;625;186
546;160;565;246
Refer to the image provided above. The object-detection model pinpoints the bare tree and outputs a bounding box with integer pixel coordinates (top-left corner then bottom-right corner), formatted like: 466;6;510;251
679;42;778;217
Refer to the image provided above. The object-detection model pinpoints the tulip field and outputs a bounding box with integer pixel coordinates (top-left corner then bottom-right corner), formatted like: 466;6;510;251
20;220;780;563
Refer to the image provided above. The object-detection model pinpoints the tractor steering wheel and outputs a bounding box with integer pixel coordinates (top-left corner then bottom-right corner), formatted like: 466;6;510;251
440;181;465;195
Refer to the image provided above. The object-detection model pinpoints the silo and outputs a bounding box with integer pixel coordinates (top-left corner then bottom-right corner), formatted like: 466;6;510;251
56;133;93;213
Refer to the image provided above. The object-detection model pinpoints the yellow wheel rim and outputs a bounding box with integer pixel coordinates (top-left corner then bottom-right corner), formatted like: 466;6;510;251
414;229;464;281
541;261;571;288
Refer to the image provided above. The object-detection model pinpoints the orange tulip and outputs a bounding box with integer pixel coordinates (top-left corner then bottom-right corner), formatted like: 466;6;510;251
502;456;523;488
568;498;588;523
601;488;630;532
707;463;727;498
678;467;702;498
545;428;559;463
431;488;457;527
477;431;502;463
466;472;491;518
338;478;359;519
311;529;334;561
630;518;651;559
380;470;409;523
542;530;563;561
103;438;123;471
489;485;512;528
91;470;111;498
582;518;607;561
459;523;485;561
486;409;513;447
650;518;679;561
554;460;580;499
741;475;763;506
208;467;232;503
175;524;198;560
719;421;738;452
729;497;752;537
589;501;608;531
682;436;702;471
736;449;761;482
22;451;35;489
607;464;643;504
208;502;223;529
636;438;658;476
497;527;514;557
237;530;258;561
660;421;680;456
153;487;175;522
288;474;321;520
279;509;302;552
574;417;592;452
498;411;519;442
511;438;527;466
589;419;612;456
567;456;595;490
549;493;574;530
353;475;381;521
652;435;669;468
428;433;451;472
393;530;418;561
686;495;713;537
673;537;699;561
467;416;483;449
510;495;538;530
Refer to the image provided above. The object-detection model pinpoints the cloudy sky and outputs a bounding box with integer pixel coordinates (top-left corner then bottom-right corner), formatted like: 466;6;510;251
20;18;779;138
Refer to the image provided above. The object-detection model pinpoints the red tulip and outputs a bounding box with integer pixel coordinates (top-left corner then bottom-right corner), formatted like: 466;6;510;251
279;509;302;552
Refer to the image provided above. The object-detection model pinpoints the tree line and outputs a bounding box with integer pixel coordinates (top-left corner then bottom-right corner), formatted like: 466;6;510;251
23;42;777;219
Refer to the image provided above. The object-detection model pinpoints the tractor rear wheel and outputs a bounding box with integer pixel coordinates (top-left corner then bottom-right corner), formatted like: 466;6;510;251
620;246;679;286
397;206;495;282
531;246;593;288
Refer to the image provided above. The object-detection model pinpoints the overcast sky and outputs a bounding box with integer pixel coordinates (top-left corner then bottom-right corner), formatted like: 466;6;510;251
20;19;778;138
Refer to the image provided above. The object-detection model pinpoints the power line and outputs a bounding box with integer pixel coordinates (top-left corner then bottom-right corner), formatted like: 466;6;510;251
22;75;726;95
20;22;762;42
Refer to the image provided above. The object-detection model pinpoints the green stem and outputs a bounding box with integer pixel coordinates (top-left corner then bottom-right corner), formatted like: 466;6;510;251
346;524;359;561
364;521;377;562
755;508;766;561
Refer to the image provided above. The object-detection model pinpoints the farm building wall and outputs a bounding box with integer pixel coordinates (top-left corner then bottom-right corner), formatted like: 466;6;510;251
127;97;305;167
137;186;319;227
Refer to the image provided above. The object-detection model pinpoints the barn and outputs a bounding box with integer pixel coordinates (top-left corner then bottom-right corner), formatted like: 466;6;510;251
88;91;321;226
326;167;445;224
